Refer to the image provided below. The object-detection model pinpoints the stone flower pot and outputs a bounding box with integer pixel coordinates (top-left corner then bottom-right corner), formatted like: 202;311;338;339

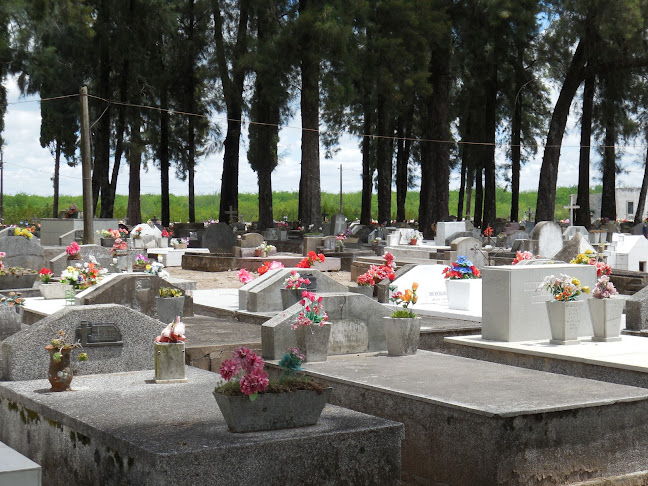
0;274;38;290
280;288;305;309
173;243;188;250
254;249;267;258
40;282;73;300
158;237;169;248
100;237;116;248
155;296;185;324
154;341;187;383
545;300;585;345
445;279;476;311
295;322;331;362
213;387;332;433
131;238;144;249
588;297;625;342
383;317;421;356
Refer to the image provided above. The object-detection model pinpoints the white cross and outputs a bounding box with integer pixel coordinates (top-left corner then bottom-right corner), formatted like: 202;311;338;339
564;194;580;223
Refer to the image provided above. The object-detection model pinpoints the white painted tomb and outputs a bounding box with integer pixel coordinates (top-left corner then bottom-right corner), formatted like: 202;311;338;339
605;234;648;272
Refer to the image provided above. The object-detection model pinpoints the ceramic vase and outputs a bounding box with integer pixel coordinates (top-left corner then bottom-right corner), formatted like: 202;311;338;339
45;346;73;392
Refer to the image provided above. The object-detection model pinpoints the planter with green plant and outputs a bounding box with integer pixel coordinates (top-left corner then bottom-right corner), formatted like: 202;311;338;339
384;283;420;356
155;287;185;324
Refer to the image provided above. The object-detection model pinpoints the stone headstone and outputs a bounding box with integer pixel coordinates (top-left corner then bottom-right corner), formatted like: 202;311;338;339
50;244;114;276
505;231;529;249
481;264;596;342
202;222;236;253
356;227;372;243
263;228;279;241
632;223;645;236
449;237;486;269
0;307;21;341
503;222;521;235
349;224;365;236
0;304;167;381
240;233;265;249
131;223;162;239
323;236;337;251
552;233;595;263
77;273;192;318
389;264;450;306
331;214;347;236
531;221;563;258
239;268;348;312
563;226;589;242
261;293;391;359
444;231;480;246
626;285;648;331
0;236;44;271
435;222;466;246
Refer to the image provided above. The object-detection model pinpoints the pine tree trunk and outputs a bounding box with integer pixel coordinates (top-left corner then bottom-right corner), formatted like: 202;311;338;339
576;74;594;228
536;40;587;222
376;93;391;225
107;59;130;219
510;83;522;222
482;67;497;229
457;161;466;219
634;130;648;223
127;116;142;225
257;165;274;230
53;140;60;218
601;103;616;220
360;103;373;226
160;89;170;227
473;166;483;228
465;165;473;222
395;116;407;222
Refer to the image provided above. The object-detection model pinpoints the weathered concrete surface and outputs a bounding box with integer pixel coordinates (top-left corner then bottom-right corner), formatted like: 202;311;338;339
274;351;648;485
0;367;404;486
262;292;392;360
0;304;165;381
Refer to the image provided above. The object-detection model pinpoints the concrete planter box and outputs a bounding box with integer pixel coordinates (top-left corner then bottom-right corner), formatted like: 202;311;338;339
131;238;144;249
154;342;187;383
589;297;624;342
546;300;584;345
384;317;421;356
213;387;332;433
155;296;185;324
0;274;37;290
39;283;72;300
295;323;331;362
157;237;169;248
173;243;187;249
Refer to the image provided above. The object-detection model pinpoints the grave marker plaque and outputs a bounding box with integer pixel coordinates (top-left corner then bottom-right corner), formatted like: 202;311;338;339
75;321;123;347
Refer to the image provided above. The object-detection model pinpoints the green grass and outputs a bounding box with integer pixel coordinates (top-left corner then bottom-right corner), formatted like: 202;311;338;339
5;185;601;225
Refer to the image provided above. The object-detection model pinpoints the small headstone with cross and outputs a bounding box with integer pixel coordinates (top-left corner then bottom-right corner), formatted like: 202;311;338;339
564;194;580;224
225;205;238;225
525;207;534;222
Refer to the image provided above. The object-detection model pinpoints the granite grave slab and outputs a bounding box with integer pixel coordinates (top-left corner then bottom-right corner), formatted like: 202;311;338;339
202;223;237;254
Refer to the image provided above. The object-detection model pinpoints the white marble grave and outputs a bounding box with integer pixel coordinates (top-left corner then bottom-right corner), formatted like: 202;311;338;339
0;440;41;486
481;264;597;342
605;234;648;272
435;222;466;246
147;247;210;267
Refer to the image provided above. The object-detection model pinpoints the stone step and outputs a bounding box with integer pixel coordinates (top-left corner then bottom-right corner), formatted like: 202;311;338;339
0;440;41;486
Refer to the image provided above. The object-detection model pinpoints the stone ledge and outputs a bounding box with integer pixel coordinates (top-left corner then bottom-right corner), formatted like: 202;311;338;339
0;367;403;486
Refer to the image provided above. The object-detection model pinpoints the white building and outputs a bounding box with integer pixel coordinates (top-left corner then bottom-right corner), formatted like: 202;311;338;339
605;234;648;272
589;188;648;222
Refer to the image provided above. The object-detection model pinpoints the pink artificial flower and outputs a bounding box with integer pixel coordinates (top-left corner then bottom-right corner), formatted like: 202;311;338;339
220;359;241;381
238;268;255;284
267;261;285;270
239;369;269;395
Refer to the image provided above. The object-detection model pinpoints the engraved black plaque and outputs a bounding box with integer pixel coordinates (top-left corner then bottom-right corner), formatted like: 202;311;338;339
75;321;123;347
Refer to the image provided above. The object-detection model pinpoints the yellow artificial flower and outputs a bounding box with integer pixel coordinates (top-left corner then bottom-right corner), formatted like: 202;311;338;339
13;228;19;236
582;286;591;294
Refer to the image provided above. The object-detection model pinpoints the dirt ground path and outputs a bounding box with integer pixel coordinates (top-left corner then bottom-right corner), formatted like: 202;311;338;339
167;267;353;290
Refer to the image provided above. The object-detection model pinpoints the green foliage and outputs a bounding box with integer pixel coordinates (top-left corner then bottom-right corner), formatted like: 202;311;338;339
2;186;602;225
390;310;416;318
158;287;183;298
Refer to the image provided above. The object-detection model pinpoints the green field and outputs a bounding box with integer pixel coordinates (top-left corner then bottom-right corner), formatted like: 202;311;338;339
5;186;600;225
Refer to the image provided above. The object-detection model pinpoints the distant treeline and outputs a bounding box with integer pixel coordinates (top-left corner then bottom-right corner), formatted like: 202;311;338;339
6;186;601;227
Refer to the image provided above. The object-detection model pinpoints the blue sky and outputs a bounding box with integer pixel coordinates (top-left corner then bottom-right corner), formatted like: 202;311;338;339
1;76;645;198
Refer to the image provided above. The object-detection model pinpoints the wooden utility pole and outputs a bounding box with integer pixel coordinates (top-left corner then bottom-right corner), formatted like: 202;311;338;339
80;86;94;243
339;164;343;213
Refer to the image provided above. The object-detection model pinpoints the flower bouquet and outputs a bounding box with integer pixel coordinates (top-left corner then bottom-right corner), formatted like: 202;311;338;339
539;274;591;345
385;283;420;355
511;251;535;265
296;251;325;268
442;256;481;279
45;329;88;392
443;255;480;311
38;268;53;283
589;275;624;342
539;274;590;302
389;283;418;318
284;270;311;290
66;242;81;260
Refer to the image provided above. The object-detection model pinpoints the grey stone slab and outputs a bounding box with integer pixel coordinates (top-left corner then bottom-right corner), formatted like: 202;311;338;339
202;222;236;253
78;273;192;319
0;307;22;341
505;230;529;249
263;228;279;241
435;221;466;246
262;292;391;360
323;236;337;250
0;236;44;271
240;232;264;248
626;285;648;331
553;232;595;263
0;368;403;486
331;214;346;236
240;268;348;312
449;236;486;269
0;304;167;381
290;351;648;485
531;221;564;258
